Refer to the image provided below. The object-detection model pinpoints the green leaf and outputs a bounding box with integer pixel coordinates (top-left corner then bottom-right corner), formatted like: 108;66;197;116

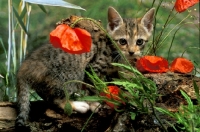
0;62;6;79
111;63;142;76
12;6;28;34
38;5;48;14
180;90;193;110
167;26;181;60
23;0;85;10
130;112;136;120
0;74;3;79
108;80;142;95
193;80;200;99
85;68;106;90
64;88;70;100
0;38;7;58
78;96;106;102
165;120;179;132
154;107;175;118
19;6;27;19
3;94;9;101
79;96;122;106
64;101;73;116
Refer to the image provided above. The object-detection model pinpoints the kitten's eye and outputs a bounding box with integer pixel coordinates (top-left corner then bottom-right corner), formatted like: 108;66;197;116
119;38;127;45
136;39;144;46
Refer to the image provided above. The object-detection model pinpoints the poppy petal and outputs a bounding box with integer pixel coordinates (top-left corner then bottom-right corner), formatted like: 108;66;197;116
108;86;120;95
174;0;199;13
60;27;83;54
50;24;92;54
50;24;68;48
136;56;169;73
100;86;123;108
170;57;194;73
74;28;92;53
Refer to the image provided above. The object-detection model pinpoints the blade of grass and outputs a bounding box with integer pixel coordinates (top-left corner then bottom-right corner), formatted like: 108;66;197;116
158;14;190;47
0;38;7;58
11;18;17;73
23;4;31;58
38;5;47;14
19;1;25;65
167;26;181;60
23;0;85;10
193;80;200;99
19;0;27;19
13;6;28;34
7;0;13;85
111;63;142;76
180;90;193;110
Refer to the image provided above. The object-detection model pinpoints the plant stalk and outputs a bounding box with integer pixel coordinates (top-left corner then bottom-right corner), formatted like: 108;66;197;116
7;0;13;87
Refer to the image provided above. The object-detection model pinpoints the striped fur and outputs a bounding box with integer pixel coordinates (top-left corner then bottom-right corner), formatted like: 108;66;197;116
15;7;154;130
107;7;155;61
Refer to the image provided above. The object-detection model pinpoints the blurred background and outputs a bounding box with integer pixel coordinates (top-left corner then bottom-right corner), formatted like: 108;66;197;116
0;0;199;101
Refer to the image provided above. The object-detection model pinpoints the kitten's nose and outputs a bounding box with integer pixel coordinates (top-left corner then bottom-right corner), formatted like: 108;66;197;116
129;52;134;56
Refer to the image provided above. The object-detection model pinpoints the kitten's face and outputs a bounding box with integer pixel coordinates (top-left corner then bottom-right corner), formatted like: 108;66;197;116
107;7;155;60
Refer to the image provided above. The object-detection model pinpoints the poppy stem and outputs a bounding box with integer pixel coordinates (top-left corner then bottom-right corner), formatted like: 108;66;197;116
149;100;168;132
159;14;190;46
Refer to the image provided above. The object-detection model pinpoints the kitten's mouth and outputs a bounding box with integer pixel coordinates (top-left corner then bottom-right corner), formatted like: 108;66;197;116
126;54;141;60
128;56;141;66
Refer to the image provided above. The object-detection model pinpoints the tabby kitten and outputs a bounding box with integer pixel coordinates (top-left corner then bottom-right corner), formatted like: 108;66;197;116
15;6;155;130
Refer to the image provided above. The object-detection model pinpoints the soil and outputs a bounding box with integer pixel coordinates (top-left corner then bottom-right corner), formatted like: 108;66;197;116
1;72;199;132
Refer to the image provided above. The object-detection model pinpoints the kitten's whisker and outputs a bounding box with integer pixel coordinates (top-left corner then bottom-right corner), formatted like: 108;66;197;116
113;53;121;62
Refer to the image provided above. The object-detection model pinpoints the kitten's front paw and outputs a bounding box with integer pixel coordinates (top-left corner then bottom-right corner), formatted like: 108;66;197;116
71;101;90;113
89;102;101;113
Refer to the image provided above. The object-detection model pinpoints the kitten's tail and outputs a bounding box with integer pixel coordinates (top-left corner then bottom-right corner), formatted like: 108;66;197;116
15;78;31;131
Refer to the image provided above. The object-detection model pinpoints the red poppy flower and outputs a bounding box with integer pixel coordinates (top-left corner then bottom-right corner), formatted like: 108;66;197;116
174;0;199;13
100;86;122;108
136;56;169;73
170;57;194;73
50;24;92;54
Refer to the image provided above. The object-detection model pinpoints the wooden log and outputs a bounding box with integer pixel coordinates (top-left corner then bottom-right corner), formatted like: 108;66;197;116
0;102;16;131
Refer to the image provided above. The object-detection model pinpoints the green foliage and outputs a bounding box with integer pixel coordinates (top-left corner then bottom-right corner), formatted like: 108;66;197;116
13;6;28;34
64;101;73;116
0;0;86;101
79;62;172;131
0;36;16;101
193;80;200;99
110;63;157;111
69;11;199;130
155;82;200;132
82;63;158;116
85;68;107;91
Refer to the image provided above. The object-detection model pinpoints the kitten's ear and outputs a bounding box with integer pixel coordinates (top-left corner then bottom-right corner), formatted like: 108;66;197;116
141;8;155;33
107;6;123;31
